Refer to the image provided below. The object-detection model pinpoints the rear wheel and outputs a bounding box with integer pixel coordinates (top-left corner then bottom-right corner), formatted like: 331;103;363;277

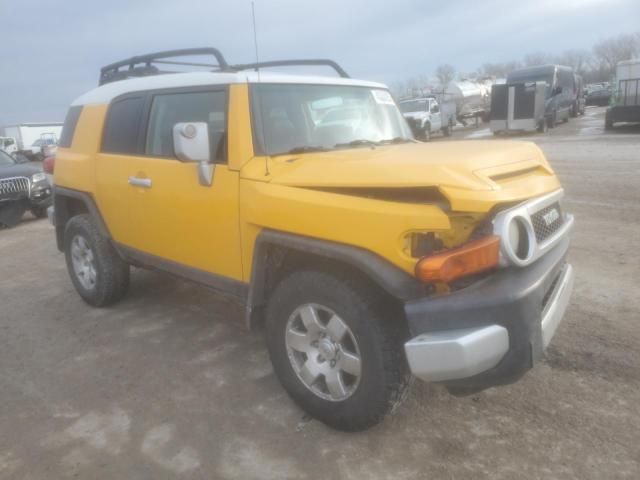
64;214;130;307
265;270;410;431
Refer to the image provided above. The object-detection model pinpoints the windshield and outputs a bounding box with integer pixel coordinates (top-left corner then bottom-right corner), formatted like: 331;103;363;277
0;150;16;166
399;99;428;113
251;84;413;156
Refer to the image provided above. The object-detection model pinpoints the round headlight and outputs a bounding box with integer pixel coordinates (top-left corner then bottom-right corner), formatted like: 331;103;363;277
508;217;530;260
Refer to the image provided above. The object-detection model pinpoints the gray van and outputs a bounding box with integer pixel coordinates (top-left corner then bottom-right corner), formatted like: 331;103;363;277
507;65;575;127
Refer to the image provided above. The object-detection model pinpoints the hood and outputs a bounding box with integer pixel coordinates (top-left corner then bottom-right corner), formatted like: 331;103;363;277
250;141;561;212
0;163;39;179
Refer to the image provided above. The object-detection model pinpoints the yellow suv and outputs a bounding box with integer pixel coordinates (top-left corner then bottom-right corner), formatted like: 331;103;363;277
51;48;574;431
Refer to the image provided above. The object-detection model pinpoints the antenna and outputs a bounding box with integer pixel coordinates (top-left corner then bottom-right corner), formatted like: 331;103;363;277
251;1;270;176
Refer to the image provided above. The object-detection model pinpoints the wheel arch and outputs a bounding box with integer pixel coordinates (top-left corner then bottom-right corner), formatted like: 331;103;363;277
245;229;424;330
54;186;110;251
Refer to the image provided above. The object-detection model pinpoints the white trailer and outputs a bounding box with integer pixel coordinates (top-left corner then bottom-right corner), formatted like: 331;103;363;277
606;59;640;129
1;123;63;158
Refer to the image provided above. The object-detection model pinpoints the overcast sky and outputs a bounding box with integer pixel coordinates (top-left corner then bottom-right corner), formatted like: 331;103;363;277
1;0;639;125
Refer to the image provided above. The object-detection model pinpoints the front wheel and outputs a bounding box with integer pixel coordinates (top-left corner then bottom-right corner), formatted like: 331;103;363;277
64;214;130;307
265;270;410;431
30;206;47;218
422;123;431;142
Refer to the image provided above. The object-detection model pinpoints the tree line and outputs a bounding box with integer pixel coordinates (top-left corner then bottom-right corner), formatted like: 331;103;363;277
391;31;640;97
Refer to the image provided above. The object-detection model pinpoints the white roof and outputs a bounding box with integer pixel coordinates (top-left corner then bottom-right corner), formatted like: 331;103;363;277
72;71;387;106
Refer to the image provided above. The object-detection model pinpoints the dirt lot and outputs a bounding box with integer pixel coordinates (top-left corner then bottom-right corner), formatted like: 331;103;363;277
1;107;639;479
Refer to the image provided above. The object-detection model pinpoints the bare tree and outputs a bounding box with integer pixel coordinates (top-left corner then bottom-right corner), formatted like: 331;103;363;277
480;61;521;78
435;64;456;89
557;49;592;74
593;33;639;72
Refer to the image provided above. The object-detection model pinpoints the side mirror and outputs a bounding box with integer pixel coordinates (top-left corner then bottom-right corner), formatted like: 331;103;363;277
431;105;440;114
173;122;215;187
553;86;563;96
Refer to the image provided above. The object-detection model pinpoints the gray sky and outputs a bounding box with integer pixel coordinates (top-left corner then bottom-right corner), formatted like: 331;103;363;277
1;0;639;125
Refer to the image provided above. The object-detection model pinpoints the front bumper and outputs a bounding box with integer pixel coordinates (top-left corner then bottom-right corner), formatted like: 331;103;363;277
403;236;573;393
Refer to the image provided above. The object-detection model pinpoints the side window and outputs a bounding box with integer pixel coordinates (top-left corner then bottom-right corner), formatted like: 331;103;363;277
102;97;145;154
59;106;83;148
145;90;227;162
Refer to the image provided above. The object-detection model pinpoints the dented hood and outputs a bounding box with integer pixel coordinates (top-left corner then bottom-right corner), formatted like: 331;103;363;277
257;141;561;212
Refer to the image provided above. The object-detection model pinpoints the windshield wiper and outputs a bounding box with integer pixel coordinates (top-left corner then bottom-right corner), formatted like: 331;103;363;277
334;139;378;148
285;145;330;154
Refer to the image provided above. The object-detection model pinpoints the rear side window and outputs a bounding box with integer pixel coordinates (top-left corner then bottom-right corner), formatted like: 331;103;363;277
102;96;145;154
145;90;227;162
59;106;83;148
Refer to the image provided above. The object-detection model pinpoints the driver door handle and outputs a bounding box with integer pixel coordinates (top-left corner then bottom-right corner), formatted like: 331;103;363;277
128;176;152;188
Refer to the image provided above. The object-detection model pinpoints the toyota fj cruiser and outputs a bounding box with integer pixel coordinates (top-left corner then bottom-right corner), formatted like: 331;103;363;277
50;48;574;431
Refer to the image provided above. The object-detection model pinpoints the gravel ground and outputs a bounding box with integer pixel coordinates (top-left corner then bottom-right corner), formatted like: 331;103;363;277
1;107;639;479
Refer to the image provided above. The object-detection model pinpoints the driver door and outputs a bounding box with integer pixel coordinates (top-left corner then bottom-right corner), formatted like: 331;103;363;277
98;87;243;282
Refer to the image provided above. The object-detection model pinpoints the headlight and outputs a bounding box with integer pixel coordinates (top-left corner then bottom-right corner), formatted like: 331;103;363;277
31;172;46;183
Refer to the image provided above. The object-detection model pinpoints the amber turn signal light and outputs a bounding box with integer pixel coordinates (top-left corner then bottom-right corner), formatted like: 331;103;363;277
415;235;501;284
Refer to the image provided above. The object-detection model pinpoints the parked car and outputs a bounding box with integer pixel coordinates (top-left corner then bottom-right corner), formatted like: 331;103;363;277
27;136;58;160
51;48;574;431
586;87;611;106
43;155;55;174
0;148;52;227
398;96;455;140
571;73;586;117
507;65;575;127
605;59;640;129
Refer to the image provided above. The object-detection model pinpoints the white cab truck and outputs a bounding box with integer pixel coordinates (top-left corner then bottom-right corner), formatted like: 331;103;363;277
398;96;455;141
1;123;63;159
0;137;18;155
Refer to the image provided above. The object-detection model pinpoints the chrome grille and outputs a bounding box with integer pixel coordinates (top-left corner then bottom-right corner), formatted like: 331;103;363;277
531;202;564;243
0;176;30;199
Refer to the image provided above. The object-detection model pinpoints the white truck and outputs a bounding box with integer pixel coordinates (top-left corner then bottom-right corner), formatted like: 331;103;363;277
606;59;640;129
398;96;456;141
1;123;63;159
0;137;18;155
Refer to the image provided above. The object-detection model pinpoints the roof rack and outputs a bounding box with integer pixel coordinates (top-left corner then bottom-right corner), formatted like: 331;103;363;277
99;48;349;85
99;48;230;85
231;59;349;78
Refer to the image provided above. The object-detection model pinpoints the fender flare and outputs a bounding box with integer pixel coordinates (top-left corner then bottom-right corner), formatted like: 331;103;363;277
245;229;424;329
53;186;110;250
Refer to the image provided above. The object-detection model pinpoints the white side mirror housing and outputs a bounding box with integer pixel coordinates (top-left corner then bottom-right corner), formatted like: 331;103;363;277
173;122;210;163
172;122;215;186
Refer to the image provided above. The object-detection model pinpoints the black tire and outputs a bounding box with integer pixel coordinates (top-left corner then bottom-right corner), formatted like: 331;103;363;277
442;125;451;137
64;214;129;307
30;206;47;218
423;123;431;142
265;270;410;431
547;112;557;129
